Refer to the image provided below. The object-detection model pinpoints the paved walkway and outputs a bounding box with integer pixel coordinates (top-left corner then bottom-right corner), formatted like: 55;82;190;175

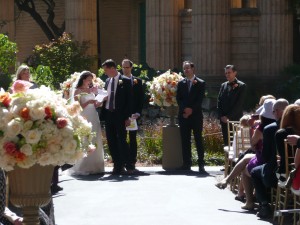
53;166;274;225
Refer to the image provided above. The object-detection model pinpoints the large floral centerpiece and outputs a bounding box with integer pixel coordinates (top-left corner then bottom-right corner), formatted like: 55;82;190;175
60;72;105;100
147;70;183;107
0;81;95;171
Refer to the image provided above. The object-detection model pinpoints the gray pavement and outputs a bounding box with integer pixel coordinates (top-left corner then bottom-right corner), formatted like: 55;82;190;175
53;166;274;225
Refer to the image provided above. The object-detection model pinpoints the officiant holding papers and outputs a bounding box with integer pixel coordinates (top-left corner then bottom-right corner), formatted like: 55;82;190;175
122;59;144;174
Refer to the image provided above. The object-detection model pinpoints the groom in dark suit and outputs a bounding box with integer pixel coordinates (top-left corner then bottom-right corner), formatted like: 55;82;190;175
176;61;206;173
217;65;247;145
102;59;132;175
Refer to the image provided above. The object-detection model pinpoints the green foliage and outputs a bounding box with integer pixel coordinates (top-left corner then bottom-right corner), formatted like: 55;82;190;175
0;34;17;74
0;34;17;89
192;116;224;166
136;123;163;164
203;117;223;154
276;64;300;102
30;65;54;89
29;32;95;89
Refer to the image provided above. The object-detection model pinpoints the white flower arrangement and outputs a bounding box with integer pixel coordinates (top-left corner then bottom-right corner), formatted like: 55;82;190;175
147;70;183;107
0;81;95;171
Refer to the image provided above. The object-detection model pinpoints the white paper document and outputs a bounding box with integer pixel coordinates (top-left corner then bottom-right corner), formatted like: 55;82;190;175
126;118;138;131
95;89;108;102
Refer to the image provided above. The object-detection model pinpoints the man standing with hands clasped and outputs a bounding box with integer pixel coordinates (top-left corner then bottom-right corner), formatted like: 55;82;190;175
102;59;132;175
121;59;144;174
217;65;246;146
176;61;207;174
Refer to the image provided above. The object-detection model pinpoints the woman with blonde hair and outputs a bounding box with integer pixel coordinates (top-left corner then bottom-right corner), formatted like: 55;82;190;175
9;65;38;93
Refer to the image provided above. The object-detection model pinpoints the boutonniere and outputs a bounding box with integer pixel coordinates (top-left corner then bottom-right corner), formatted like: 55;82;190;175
133;79;138;85
228;82;239;91
118;80;123;85
232;83;239;89
192;80;197;85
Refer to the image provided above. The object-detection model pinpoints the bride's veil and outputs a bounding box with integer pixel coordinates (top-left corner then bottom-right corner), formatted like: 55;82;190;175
69;75;81;104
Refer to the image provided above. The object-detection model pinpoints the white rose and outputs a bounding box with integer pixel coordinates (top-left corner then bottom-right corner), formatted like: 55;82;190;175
2;111;15;124
62;138;77;153
0;155;15;171
47;143;61;153
20;144;33;156
29;107;46;120
38;152;53;166
47;135;63;146
7;118;23;137
17;157;36;169
24;129;42;144
60;125;74;138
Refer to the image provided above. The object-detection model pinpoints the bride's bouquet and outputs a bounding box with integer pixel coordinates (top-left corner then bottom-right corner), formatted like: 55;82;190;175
147;70;183;107
0;81;95;171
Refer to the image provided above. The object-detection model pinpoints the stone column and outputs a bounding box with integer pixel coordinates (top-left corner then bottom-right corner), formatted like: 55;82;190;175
258;0;293;76
192;0;230;76
65;0;98;71
0;0;15;39
146;0;184;70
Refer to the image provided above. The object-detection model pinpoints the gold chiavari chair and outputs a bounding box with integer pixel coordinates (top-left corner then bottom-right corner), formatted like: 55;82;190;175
274;140;296;225
292;188;300;225
230;125;251;192
223;120;240;177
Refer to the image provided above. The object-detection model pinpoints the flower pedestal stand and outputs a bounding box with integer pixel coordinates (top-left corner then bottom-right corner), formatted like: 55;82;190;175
162;106;183;170
7;164;54;225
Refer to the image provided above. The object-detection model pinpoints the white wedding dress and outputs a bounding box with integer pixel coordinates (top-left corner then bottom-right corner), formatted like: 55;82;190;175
69;93;105;175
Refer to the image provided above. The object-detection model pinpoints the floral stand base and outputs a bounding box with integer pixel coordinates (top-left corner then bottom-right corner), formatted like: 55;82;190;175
162;125;183;170
8;164;54;225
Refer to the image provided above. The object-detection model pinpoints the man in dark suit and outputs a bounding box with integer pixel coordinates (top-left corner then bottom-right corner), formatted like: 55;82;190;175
176;61;207;173
217;65;247;145
121;59;144;173
102;59;132;175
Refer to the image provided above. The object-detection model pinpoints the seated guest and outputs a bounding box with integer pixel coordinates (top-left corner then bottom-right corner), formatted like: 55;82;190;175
9;65;38;93
275;104;300;174
258;94;276;107
241;99;276;210
215;99;276;207
294;99;300;106
251;99;289;218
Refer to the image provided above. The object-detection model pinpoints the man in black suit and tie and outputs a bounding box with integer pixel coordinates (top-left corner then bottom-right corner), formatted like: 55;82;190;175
121;59;144;173
217;65;247;146
176;61;207;173
102;59;132;175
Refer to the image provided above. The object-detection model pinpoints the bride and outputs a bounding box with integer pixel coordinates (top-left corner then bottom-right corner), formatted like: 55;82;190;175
68;71;105;175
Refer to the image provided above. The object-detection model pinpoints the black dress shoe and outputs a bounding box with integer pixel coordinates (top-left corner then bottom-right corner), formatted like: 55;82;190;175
199;167;208;175
256;204;272;218
112;167;127;175
51;185;63;195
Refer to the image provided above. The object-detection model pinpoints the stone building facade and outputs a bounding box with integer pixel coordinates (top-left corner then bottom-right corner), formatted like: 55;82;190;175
0;0;294;91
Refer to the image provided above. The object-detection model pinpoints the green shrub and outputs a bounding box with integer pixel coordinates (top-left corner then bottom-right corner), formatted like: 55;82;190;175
276;64;300;102
28;32;95;89
0;34;17;89
137;122;163;165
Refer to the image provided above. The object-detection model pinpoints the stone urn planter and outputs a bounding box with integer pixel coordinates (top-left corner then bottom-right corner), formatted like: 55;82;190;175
7;164;54;225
